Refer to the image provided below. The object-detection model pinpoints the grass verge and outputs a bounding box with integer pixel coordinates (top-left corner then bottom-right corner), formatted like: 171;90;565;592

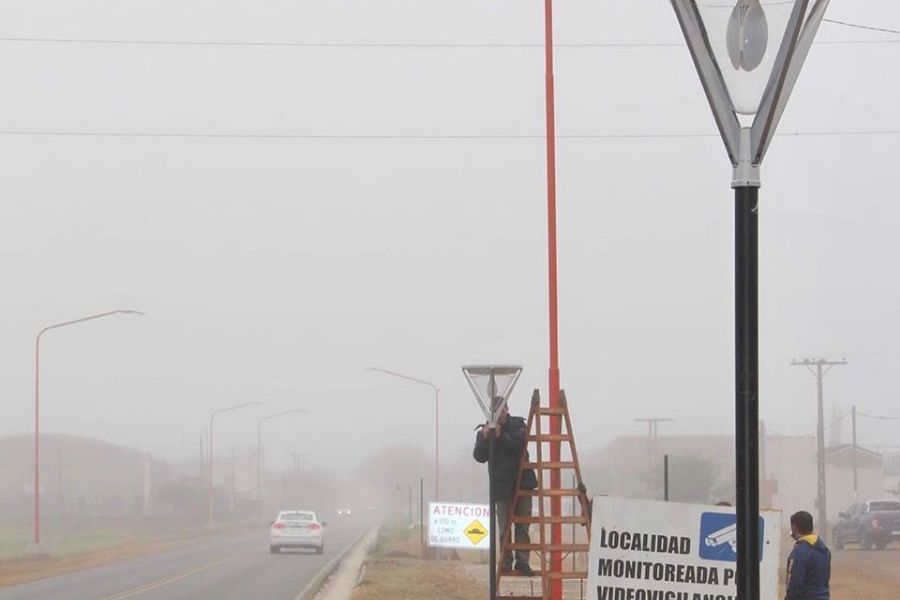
350;524;483;600
0;520;258;588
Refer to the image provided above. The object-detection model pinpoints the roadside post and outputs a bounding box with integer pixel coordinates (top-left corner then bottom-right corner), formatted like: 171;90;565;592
462;365;523;600
664;455;670;502
420;477;425;550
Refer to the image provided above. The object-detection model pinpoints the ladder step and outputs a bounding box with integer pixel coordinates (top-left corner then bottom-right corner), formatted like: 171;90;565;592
520;489;582;497
506;544;590;552
547;571;589;580
510;516;586;524
536;407;566;415
499;570;589;580
522;461;576;469
527;434;571;442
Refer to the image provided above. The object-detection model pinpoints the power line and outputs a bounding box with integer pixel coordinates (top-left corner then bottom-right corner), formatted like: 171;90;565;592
824;18;900;36
0;36;678;48
0;36;896;49
822;408;853;433
0;129;896;141
768;408;852;438
858;411;900;421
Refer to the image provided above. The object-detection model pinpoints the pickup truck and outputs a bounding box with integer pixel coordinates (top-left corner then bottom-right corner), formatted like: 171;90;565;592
833;499;900;550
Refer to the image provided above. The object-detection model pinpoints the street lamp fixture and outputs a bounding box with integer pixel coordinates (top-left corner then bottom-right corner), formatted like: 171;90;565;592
33;309;145;546
668;2;830;599
256;409;306;509
368;367;441;502
462;365;522;600
208;401;263;526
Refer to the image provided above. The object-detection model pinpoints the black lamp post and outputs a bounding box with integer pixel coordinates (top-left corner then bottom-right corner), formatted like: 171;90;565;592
668;1;831;598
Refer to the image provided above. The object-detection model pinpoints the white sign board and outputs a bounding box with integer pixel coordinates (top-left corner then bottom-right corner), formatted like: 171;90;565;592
428;502;491;549
588;497;781;600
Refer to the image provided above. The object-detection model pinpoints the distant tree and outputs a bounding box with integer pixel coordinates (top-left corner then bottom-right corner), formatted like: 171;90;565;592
884;454;900;477
158;480;194;513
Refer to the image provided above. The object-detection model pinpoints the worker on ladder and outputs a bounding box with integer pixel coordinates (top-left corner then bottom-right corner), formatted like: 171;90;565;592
473;396;537;576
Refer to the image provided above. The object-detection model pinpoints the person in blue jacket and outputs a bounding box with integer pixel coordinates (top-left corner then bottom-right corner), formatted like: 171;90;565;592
785;510;831;600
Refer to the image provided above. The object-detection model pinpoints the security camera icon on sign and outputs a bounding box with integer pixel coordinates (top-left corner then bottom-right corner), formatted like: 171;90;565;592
698;512;765;562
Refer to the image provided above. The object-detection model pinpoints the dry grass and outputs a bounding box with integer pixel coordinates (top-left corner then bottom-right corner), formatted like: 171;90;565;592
828;548;900;600
351;526;900;600
0;538;184;588
351;558;483;600
350;524;483;600
0;520;257;588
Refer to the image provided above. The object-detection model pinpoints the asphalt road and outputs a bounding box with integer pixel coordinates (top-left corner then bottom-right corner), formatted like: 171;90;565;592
0;517;367;600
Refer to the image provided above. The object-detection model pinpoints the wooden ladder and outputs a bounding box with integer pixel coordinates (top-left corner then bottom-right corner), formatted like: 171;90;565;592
496;389;591;600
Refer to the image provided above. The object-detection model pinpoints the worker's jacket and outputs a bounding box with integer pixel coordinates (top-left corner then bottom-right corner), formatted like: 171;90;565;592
473;416;537;501
785;534;831;600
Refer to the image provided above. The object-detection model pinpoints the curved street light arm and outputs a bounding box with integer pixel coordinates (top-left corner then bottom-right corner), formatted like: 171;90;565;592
367;367;439;393
369;367;441;501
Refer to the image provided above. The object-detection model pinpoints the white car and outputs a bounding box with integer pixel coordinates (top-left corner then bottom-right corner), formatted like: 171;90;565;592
270;510;326;554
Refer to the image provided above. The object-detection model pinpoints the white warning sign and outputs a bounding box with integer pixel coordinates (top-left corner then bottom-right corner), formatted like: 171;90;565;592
428;502;491;549
588;497;781;600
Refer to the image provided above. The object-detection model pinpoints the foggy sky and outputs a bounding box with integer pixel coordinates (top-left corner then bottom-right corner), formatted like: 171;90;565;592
1;0;898;476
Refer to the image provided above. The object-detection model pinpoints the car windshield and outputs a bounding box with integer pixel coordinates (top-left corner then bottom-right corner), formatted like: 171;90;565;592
870;501;900;512
278;512;315;522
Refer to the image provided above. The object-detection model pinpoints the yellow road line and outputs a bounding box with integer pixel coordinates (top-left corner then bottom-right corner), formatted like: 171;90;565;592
95;553;241;600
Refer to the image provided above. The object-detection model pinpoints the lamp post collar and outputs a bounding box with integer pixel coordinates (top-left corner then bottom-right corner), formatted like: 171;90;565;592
733;127;761;188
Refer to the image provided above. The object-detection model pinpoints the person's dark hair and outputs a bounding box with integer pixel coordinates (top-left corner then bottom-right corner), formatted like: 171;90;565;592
790;511;814;535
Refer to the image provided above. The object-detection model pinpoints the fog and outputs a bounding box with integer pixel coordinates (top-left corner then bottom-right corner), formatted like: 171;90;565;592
0;0;898;508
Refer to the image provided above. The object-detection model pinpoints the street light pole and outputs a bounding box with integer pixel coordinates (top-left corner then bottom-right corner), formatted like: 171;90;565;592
369;368;440;501
33;309;144;546
256;409;306;512
208;401;263;526
668;2;832;598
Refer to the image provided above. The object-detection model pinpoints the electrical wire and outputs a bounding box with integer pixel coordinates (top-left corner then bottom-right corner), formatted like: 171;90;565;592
0;35;896;49
0;129;896;141
821;409;853;434
857;412;900;421
824;18;900;36
759;409;853;439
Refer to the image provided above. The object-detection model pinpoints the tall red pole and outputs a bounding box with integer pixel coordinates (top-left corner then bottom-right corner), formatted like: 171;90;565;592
543;0;563;597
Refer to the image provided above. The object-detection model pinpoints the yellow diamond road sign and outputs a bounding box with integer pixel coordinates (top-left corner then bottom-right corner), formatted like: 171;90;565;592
464;519;488;546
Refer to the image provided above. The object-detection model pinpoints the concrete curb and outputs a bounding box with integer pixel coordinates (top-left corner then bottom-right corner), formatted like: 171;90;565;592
293;527;378;600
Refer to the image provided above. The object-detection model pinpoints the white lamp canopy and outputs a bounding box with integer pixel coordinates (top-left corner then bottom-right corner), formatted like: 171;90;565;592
671;0;830;174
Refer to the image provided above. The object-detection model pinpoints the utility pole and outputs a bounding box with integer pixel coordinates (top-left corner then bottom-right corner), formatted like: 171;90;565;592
231;446;237;519
791;358;847;542
635;418;675;497
664;455;670;502
419;477;424;550
851;405;858;498
199;437;205;518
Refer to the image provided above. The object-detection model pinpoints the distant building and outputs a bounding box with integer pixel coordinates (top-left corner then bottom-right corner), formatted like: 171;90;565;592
0;433;154;519
824;444;884;517
582;432;886;529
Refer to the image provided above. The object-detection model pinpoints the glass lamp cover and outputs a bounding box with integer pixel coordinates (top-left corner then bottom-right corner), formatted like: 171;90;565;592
697;1;810;115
